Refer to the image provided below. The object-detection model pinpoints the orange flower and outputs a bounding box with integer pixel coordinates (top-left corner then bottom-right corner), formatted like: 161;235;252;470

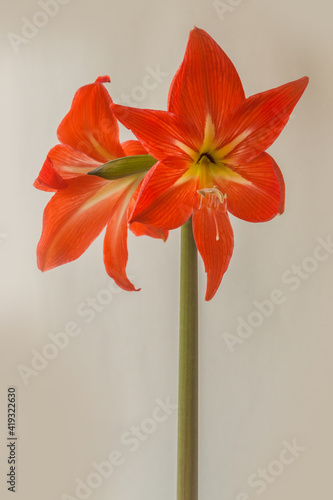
35;76;167;291
112;28;308;299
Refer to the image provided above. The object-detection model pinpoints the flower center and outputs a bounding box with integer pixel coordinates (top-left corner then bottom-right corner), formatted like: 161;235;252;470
194;149;219;189
196;152;216;165
178;114;250;190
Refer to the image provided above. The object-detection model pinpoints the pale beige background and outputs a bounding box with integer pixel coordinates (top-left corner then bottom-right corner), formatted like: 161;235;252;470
0;0;332;499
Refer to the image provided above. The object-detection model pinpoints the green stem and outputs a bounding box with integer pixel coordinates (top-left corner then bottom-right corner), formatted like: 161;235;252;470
177;217;198;500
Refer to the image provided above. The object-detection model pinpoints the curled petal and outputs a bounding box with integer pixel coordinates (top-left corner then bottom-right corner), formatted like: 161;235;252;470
95;76;111;83
130;222;168;241
103;211;138;292
192;204;234;301
34;157;68;192
57;79;124;163
42;144;100;182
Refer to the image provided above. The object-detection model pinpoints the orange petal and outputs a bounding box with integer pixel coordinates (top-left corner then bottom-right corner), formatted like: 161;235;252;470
213;153;285;222
37;175;140;286
57;79;124;163
38;144;101;183
168;27;245;135
112;104;201;161
192;204;234;301
95;76;111;83
102;168;167;290
130;161;196;230
121;140;147;156
128;184;168;240
103;209;139;292
130;222;168;241
34;157;68;192
218;77;309;165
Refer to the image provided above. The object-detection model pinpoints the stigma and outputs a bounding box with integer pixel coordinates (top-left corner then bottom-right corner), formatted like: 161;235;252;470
197;186;227;208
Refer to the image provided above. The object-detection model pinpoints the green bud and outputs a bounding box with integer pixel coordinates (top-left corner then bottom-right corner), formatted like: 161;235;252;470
88;154;157;180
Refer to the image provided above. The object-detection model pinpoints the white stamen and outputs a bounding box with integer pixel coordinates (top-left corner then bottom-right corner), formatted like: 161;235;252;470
213;211;220;241
197;186;228;240
197;186;227;205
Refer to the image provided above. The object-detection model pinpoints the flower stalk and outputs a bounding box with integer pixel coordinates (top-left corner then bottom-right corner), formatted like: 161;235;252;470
177;217;198;500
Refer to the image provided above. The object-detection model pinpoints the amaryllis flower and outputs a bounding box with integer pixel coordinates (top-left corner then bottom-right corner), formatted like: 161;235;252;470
112;28;309;300
34;76;167;291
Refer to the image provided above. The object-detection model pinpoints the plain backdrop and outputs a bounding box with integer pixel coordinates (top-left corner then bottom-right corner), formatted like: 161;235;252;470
1;0;332;499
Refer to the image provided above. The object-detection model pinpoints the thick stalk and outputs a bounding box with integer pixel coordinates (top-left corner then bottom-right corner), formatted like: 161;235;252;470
177;217;198;500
